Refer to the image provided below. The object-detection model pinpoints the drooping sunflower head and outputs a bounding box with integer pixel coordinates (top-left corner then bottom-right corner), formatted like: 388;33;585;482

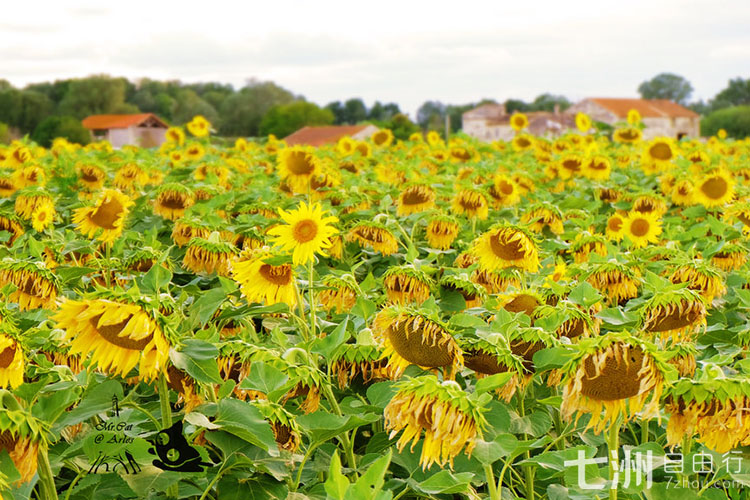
233;248;296;307
0;212;24;247
253;400;301;453
383;265;433;305
52;290;172;381
183;234;239;277
598;188;621;204
14;188;53;220
584;260;642;303
318;275;359;314
171;217;213;247
425;214;459;250
277;146;321;193
557;153;584;180
154;183;195;220
710;242;748;271
534;299;601;340
451;188;489;220
500;289;544;318
622;210;662;249
506;325;558;374
724;201;750;234
384;376;487;470
124;247;168;274
489;174;521;207
637;286;707;343
397;184;435;216
345;221;400;256
568;232;608;264
76;163;106;190
560;332;674;434
695;169;735;208
472;223;540;273
267;201;339;265
72;189;134;244
0;259;60;311
0;391;45;485
471;267;523;294
460;335;526;401
330;343;390;389
440;273;486;310
113;163;148;191
373;306;463;379
671;178;695;206
668;259;726;304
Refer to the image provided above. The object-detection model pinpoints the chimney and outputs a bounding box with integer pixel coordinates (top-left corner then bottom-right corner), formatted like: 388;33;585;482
554;104;560;115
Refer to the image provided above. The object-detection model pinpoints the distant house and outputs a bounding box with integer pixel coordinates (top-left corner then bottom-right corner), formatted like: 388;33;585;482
81;113;169;148
283;124;379;147
564;98;700;139
462;103;575;142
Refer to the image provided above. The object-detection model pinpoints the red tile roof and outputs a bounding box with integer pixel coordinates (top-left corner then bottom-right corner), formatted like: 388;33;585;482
588;98;698;118
81;113;168;130
284;125;373;147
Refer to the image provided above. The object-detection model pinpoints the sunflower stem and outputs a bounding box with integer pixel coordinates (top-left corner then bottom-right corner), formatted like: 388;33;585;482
308;259;317;339
158;373;178;498
293;283;310;341
680;433;692;487
37;445;58;500
608;421;620;500
477;428;501;500
641;418;649;445
321;383;357;473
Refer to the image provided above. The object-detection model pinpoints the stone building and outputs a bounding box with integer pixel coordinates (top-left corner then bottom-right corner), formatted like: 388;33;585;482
462;103;575;142
82;113;168;148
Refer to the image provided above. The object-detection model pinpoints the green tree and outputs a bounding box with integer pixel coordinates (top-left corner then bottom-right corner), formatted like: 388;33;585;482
530;94;570;112
368;102;401;122
416;101;445;130
713;78;750;109
0;122;9;144
504;99;530;113
0;89;54;133
58;75;135;118
219;80;296;137
700;106;750;138
384;113;420;140
259;101;334;138
31;116;91;147
325;101;346;124
172;89;219;126
637;73;693;105
342;98;368;124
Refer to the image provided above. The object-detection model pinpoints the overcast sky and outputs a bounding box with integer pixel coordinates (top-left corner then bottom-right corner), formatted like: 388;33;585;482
2;0;749;117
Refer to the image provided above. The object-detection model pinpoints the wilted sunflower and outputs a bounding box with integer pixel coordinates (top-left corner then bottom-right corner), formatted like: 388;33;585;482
267;201;338;265
425;215;459;249
154;184;195;220
0;327;24;389
632;194;668;215
0;213;23;247
521;203;563;235
440;274;486;309
461;336;526;401
501;289;544;317
506;326;558;374
52;292;171;381
383;265;433;305
535;300;600;340
613;127;642;144
346;221;399;256
279;363;322;414
397;185;435;216
585;261;641;303
711;243;747;271
183;234;238;276
0;392;44;485
186;115;211;137
318;275;358;314
164;365;202;413
489;174;521;207
0;171;17;197
557;153;584;180
330;344;390;389
451;188;489;220
233;249;296;306
373;307;463;379
668;260;726;304
113;163;148;191
384;376;486;469
76;163;106;190
695;170;734;207
671;179;695;206
277;147;321;193
560;333;673;434
622;211;662;249
171;217;212;247
569;232;608;263
471;267;522;294
73;189;133;244
0;259;59;311
598;188;621;204
472;223;539;273
724;201;750;234
637;287;706;343
14;189;53;220
254;400;301;453
510;112;529;132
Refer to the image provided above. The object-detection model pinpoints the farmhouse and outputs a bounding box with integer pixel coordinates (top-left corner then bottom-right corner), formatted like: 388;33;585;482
81;113;169;148
462;103;575;142
284;124;379;147
564;98;700;139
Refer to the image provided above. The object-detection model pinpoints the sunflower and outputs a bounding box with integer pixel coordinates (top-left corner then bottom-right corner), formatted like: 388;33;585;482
165;366;202;413
233;249;296;306
267;201;338;265
383;265;433;305
277;147;321;193
165;126;186;145
451;188;489;220
581;155;611;181
627;109;641;125
632;194;668;215
711;243;747;271
510;112;529;132
724;201;750;233
183;235;238;276
354;141;373;158
254;400;301;452
560;332;673;434
425;215;459;249
440;274;486;309
511;134;534;152
605;212;626;241
30;201;54;232
373;307;463;379
346;221;399;256
638;287;706;343
622;211;662;249
397;185;435;216
337;136;356;155
384;376;486;469
471;267;522;294
76;163;106;190
0;260;59;311
12;165;45;189
330;344;390;389
52;293;171;381
535;300;600;340
318;275;358;314
72;189;134;244
642;137;676;172
557;153;584;180
426;130;444;147
186;115;211;137
668;260;726;304
14;189;53;220
0;171;17;197
154;183;195;220
113;163;148;191
490;174;521;207
569;232;608;263
171;217;212;247
0;329;24;389
671;179;695;206
575;112;592;133
0;393;44;485
472;223;539;273
461;336;526;401
585;261;641;303
507;326;558;374
371;129;394;148
694;170;734;208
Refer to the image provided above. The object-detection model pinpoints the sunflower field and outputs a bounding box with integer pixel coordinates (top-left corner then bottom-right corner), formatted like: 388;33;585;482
0;112;749;500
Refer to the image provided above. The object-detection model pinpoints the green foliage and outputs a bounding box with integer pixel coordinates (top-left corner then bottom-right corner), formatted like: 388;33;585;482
0;89;54;133
57;75;135;119
637;72;693;105
700;106;750;138
0;122;9;144
31;115;91;146
172;89;218;126
259;100;334;137
219;80;296;136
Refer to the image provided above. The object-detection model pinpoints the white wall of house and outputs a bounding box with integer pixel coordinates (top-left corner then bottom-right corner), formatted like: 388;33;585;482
107;128;134;148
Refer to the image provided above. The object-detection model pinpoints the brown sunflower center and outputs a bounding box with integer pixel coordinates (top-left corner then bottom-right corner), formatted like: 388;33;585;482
608;217;623;231
580;346;646;401
159;193;188;210
562;159;582;172
649;143;673;161
630;218;650;237
286;152;315;175
90;314;153;350
90;196;125;229
259;263;293;286
700;176;728;200
373;132;388;146
464;350;507;375
0;431;16;453
489;232;526;260
459;195;484;210
293;220;318;243
0;343;17;369
648;302;702;332
402;188;430;205
504;294;539;316
81;170;101;182
516;137;531;148
498;180;514;195
618;129;639;141
388;320;454;367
